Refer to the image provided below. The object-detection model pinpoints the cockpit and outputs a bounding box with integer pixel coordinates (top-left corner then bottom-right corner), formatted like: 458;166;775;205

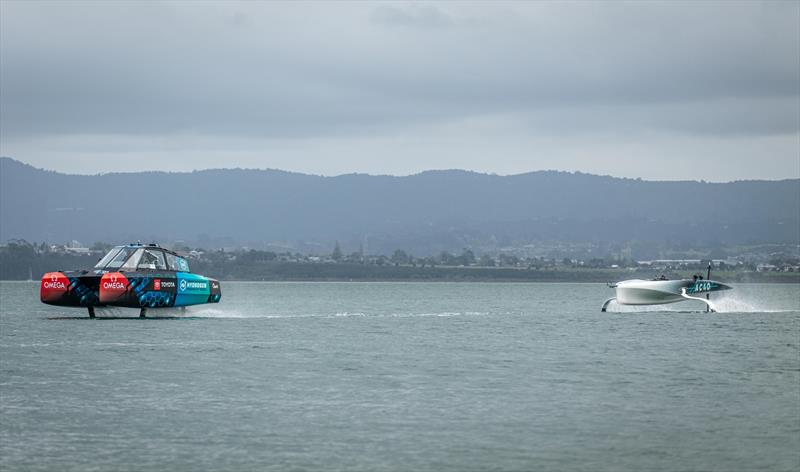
94;245;190;272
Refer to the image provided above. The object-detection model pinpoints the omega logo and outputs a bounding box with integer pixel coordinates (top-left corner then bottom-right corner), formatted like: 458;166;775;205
103;273;126;290
43;273;66;290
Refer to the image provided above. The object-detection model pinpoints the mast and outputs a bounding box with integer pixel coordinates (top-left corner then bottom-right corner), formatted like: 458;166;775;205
706;262;712;313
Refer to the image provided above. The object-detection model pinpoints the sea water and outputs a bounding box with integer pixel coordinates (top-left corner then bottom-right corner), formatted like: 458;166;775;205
1;281;798;471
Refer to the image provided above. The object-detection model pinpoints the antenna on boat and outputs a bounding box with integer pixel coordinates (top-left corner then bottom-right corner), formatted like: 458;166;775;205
706;261;712;313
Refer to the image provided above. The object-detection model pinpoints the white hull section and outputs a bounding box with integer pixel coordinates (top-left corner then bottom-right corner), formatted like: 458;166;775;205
602;278;732;312
615;280;690;305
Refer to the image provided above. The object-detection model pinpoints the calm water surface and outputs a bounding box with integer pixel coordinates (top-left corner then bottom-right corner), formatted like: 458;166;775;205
1;281;798;471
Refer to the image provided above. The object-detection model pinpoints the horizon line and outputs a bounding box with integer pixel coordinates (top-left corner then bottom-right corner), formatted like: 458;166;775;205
1;156;797;184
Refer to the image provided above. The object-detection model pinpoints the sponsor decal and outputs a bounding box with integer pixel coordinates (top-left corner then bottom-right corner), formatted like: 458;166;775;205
99;272;129;303
160;280;176;288
102;273;126;290
154;279;161;291
43;273;66;290
41;272;70;302
211;282;220;290
687;281;717;294
179;279;207;292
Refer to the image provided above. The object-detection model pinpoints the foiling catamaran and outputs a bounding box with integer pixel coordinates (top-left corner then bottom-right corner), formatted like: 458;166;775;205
40;243;221;318
601;264;732;312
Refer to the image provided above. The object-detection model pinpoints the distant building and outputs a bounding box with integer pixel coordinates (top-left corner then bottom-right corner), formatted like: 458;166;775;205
637;259;702;266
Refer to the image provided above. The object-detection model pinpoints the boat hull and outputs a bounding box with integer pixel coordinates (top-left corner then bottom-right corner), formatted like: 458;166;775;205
41;270;221;309
99;271;221;308
614;279;731;306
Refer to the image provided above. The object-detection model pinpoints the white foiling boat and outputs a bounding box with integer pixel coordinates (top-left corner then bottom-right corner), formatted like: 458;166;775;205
601;266;732;312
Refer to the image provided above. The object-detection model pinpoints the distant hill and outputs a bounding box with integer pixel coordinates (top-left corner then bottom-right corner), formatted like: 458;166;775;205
1;157;798;254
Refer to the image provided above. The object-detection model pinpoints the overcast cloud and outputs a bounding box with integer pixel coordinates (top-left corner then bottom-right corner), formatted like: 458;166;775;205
1;1;798;180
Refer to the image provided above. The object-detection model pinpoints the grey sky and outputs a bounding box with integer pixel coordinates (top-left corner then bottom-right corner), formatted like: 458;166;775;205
1;1;798;181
